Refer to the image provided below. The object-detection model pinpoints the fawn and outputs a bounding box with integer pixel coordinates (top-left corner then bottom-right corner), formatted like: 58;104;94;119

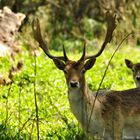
125;59;140;87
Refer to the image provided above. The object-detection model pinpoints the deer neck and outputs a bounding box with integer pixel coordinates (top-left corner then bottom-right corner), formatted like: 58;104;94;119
68;82;90;127
67;78;104;136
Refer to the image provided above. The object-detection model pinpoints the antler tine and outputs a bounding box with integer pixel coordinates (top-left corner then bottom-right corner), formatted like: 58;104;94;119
85;11;117;60
78;42;86;62
32;18;68;62
63;45;68;61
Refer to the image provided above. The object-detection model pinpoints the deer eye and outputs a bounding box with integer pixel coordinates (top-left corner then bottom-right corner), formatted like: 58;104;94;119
132;69;135;72
64;69;68;74
81;69;86;74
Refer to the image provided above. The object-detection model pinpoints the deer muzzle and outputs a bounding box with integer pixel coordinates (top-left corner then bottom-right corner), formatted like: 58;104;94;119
136;76;140;81
69;81;80;88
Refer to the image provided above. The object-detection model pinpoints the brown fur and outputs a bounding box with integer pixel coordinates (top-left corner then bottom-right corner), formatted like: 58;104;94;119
62;60;140;140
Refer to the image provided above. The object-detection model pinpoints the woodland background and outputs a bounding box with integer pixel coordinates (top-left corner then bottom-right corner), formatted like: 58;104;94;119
0;0;140;140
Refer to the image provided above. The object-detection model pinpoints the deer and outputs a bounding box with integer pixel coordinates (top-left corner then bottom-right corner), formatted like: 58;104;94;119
125;59;140;87
32;13;140;140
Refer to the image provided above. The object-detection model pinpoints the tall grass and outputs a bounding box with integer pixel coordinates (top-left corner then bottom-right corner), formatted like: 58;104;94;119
0;45;139;139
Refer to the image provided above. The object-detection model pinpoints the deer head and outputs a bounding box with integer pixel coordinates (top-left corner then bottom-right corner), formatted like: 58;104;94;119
125;59;140;87
32;12;116;91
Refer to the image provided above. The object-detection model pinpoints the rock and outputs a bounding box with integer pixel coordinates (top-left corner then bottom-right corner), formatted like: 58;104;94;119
0;7;25;57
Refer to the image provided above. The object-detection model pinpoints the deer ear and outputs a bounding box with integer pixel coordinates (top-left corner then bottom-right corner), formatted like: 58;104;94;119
125;59;133;69
84;58;96;70
53;59;65;70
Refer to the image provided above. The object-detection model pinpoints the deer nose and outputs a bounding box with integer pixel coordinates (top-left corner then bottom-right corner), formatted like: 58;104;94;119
70;81;79;88
136;76;140;81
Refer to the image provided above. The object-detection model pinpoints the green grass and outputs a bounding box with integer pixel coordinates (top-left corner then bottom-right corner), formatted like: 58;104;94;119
0;45;139;139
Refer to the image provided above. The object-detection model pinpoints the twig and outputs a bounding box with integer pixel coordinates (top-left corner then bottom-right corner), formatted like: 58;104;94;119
87;32;133;131
5;82;12;126
30;118;35;140
18;83;22;139
33;51;40;140
19;113;34;132
5;65;15;126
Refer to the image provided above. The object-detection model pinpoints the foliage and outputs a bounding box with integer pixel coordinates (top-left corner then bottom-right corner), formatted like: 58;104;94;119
1;0;140;50
0;1;140;139
0;43;140;139
43;0;140;48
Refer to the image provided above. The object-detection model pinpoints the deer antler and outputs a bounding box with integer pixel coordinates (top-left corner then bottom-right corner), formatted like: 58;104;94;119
79;11;117;62
33;11;116;63
32;19;68;62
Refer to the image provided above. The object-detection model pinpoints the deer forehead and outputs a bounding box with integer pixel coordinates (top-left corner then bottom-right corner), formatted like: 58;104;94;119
65;61;84;71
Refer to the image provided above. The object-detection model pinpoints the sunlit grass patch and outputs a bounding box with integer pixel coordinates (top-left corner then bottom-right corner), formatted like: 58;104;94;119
0;45;139;139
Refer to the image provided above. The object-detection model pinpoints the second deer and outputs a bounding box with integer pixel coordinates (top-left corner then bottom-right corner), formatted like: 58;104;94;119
32;13;140;140
125;59;140;87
